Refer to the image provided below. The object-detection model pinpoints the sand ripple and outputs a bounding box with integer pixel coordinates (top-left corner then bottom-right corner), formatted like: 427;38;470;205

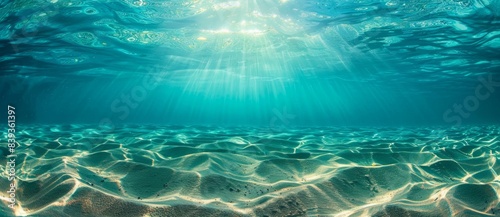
1;125;500;216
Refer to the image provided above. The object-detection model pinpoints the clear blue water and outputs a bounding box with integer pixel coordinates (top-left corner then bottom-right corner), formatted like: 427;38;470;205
1;0;499;126
1;0;500;216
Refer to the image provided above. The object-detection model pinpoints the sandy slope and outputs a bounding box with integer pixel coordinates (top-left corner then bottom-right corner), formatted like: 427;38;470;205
1;125;499;216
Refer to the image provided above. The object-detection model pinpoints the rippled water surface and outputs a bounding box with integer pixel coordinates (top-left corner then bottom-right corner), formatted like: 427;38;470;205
1;0;500;216
1;0;499;125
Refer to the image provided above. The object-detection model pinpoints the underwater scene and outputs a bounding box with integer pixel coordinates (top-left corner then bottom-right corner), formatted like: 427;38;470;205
1;0;500;216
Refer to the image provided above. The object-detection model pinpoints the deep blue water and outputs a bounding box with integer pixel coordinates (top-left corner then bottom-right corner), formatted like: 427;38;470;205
1;0;499;127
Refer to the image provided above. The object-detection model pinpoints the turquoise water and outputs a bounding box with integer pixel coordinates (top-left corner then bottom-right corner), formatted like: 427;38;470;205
1;0;500;216
1;0;499;126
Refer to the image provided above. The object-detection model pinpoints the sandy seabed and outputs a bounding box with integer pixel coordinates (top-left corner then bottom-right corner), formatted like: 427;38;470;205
1;125;500;217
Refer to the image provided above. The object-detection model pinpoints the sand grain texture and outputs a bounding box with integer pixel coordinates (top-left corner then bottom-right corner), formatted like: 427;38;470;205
1;125;500;216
